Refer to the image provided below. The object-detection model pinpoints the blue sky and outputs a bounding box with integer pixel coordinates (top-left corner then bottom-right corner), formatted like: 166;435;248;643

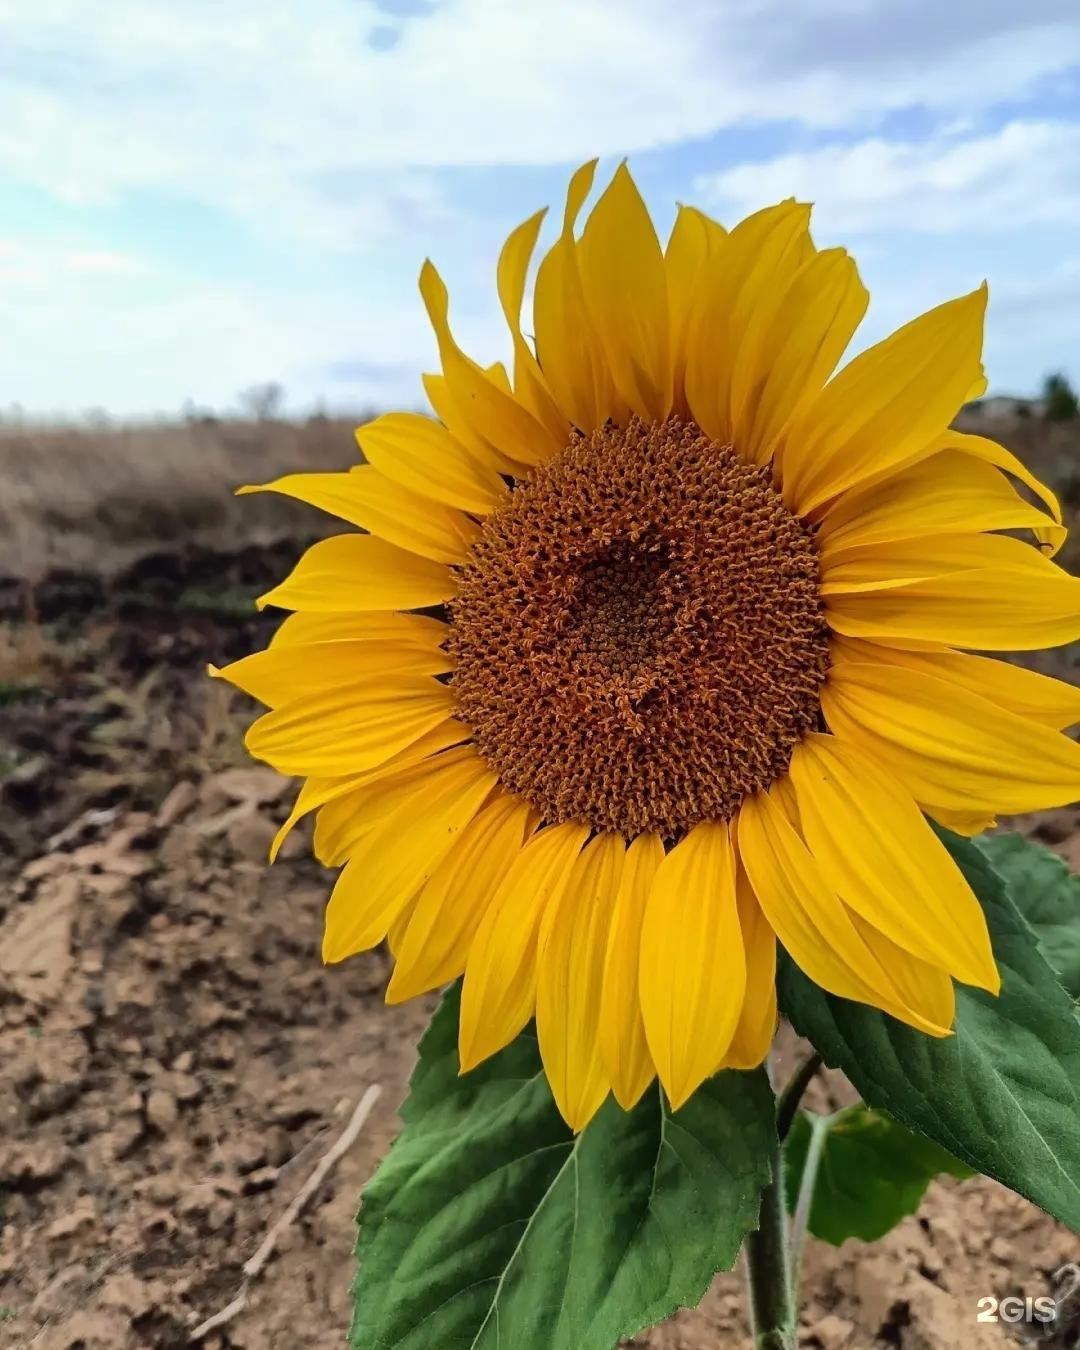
2;0;1079;418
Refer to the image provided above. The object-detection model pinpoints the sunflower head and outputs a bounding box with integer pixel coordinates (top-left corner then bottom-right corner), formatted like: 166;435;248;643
448;413;830;837
217;160;1080;1132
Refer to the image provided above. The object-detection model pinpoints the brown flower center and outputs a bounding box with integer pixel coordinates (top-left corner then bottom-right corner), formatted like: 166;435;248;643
448;416;830;839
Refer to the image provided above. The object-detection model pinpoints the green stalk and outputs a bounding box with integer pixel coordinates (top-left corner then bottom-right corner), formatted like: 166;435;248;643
789;1112;830;1297
744;1051;824;1348
775;1052;822;1143
743;1126;796;1350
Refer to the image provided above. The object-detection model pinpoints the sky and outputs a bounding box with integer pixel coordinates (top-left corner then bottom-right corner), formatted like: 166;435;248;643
2;0;1079;419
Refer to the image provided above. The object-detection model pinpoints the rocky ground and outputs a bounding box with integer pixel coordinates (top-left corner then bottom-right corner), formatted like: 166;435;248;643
0;546;1078;1349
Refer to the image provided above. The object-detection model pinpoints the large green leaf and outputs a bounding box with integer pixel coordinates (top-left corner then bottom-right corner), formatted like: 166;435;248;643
976;832;1080;1000
783;1106;972;1246
778;828;1080;1234
351;984;775;1350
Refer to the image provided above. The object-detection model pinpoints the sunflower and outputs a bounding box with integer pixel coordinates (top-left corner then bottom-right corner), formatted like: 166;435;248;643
215;161;1080;1132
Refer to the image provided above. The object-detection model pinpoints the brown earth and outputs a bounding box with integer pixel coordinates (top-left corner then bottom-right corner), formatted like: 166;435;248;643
1;411;1079;1349
1;550;1077;1350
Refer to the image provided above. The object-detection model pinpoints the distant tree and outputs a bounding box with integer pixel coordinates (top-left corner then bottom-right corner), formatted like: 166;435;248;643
238;381;285;422
182;397;218;427
1042;371;1079;422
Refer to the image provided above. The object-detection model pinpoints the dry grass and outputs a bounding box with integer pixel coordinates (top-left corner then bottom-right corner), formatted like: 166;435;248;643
0;414;368;580
1;409;1077;583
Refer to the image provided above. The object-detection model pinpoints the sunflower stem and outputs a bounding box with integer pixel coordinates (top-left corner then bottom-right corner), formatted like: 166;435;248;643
775;1051;823;1143
789;1111;831;1298
744;1124;796;1350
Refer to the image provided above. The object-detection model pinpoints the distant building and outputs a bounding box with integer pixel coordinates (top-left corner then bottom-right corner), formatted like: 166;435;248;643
961;395;1046;419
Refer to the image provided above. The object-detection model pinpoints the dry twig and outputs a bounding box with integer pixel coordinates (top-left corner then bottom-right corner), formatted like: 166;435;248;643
189;1084;382;1343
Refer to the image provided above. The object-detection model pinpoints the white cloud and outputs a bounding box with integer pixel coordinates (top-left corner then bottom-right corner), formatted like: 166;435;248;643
981;258;1080;389
60;249;150;275
0;238;152;287
1;1;1078;413
0;233;431;416
1;1;1078;247
694;120;1080;235
693;117;1080;393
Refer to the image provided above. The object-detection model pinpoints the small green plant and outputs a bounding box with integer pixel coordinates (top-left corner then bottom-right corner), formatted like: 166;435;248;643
175;584;260;617
0;678;40;708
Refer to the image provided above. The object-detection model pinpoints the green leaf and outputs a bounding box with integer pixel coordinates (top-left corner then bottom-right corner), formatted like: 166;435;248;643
783;1106;972;1246
351;984;775;1350
976;832;1080;1000
778;828;1080;1235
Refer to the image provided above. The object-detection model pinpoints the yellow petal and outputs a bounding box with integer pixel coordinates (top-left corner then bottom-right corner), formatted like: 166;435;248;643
270;609;448;650
497;208;570;444
356;411;506;515
536;833;624;1132
599;832;663;1110
638;822;745;1109
666;205;726;417
818;451;1065;559
922;803;998;837
737;792;952;1036
238;467;478;564
386;894;419;960
821;533;1038;597
459;821;589;1072
312;743;477;866
387;793;534;1004
735;246;868;467
274;776;364;863
212;639;451;707
497;208;544;338
822;661;1080;814
781;285;987;515
684;200;811;444
578;162;671;424
321;752;497;963
831;634;1080;730
471;359;541;478
533;160;622;433
419;260;558;467
245;678;455;777
789;735;997;990
850;913;956;1030
721;859;778;1070
269;720;471;861
257;535;455;613
936;429;1064;556
485;361;513;395
422;371;509;474
769;773;802;827
825;533;1080;649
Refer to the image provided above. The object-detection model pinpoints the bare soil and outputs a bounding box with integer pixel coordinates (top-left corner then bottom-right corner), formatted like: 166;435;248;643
1;408;1079;1348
